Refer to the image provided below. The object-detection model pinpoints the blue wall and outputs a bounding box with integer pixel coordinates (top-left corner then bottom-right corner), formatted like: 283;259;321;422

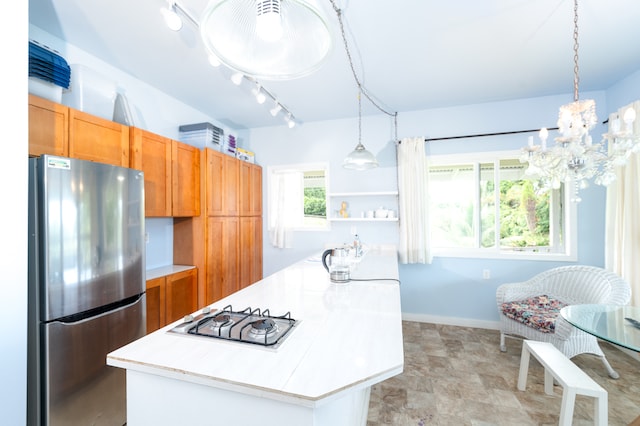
249;87;638;327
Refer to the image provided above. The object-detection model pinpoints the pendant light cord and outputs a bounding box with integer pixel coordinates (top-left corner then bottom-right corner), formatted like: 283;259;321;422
329;0;398;141
572;0;580;102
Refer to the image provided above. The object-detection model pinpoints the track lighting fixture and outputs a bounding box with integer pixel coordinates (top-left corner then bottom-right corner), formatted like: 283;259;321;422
270;103;282;117
230;72;244;85
253;84;267;104
285;113;296;128
160;3;182;31
208;54;221;67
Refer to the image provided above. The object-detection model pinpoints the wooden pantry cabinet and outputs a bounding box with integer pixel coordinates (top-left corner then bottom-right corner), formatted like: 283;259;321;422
239;216;263;289
130;127;200;217
175;148;263;307
145;267;198;334
205;216;240;303
28;94;129;167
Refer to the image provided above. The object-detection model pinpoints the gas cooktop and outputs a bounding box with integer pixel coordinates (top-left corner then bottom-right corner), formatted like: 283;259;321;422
168;305;299;349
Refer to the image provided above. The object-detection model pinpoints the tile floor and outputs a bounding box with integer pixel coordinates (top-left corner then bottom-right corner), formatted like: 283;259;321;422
366;321;640;426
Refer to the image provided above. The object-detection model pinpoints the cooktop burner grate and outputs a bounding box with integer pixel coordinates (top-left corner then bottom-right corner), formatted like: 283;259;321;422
168;305;298;349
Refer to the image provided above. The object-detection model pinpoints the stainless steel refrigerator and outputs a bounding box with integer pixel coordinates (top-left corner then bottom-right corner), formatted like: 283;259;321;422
27;155;146;426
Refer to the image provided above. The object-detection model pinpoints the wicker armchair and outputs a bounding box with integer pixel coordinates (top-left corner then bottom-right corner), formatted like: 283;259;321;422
496;265;631;379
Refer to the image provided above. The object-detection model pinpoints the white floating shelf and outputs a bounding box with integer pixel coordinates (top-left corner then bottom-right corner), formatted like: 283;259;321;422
329;191;398;197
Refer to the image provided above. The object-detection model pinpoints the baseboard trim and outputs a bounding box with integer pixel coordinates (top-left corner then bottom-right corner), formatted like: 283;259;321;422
401;312;501;331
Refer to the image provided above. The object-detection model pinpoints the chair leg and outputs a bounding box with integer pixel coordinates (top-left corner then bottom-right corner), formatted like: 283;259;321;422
600;355;619;379
500;332;506;352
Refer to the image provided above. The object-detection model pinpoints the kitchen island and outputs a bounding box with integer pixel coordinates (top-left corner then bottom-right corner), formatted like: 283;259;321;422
107;245;403;426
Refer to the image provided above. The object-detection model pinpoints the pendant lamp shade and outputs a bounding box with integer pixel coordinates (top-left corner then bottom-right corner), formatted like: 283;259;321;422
343;143;379;170
199;0;332;80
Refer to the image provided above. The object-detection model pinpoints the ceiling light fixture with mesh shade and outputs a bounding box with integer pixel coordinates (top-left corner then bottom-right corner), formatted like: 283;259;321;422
199;0;332;80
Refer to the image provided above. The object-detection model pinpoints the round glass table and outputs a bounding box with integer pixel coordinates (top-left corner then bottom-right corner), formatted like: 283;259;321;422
561;304;640;424
560;304;640;352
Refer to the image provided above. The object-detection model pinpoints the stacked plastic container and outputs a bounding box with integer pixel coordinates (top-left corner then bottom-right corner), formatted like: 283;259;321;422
179;122;224;151
224;134;237;156
28;40;71;102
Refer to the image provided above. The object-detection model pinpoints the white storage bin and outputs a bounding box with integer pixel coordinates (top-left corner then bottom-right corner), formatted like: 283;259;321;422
28;77;63;103
62;64;117;120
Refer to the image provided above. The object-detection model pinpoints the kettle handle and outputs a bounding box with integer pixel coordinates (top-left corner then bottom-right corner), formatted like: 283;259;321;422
321;249;332;272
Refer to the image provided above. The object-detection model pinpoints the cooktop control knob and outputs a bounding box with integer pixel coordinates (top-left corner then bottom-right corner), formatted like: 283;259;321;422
183;314;194;323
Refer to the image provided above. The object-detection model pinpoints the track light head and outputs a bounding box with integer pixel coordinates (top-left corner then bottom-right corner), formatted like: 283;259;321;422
161;3;183;31
208;54;221;67
270;103;282;117
253;84;267;104
285;113;296;128
230;72;244;85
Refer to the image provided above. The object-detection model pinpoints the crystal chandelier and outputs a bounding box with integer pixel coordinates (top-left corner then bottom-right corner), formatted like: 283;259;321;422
520;0;639;202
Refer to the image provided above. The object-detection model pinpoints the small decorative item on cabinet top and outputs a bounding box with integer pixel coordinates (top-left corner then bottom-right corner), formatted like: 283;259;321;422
236;147;255;164
339;201;349;218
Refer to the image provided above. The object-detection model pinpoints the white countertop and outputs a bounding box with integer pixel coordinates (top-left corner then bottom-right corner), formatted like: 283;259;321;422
107;246;403;407
145;264;196;280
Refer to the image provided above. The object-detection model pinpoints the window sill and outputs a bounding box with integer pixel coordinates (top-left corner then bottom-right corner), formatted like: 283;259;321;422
432;249;577;262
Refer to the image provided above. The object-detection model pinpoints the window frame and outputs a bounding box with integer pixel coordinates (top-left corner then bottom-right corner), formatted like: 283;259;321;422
428;150;577;261
267;162;330;232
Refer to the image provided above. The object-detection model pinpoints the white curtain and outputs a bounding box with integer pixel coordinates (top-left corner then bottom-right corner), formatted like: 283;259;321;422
268;170;303;248
604;100;640;307
397;136;432;264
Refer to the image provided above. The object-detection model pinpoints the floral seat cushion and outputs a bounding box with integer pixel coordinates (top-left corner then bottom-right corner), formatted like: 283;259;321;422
500;295;568;333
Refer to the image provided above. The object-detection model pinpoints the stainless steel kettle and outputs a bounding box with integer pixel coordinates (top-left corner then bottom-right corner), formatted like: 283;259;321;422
321;247;351;283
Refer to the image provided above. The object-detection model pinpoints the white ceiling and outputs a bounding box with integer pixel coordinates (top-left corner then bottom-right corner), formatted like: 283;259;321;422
29;0;640;130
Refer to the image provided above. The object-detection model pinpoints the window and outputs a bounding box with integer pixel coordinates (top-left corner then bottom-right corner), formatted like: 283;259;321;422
428;151;576;260
267;163;329;231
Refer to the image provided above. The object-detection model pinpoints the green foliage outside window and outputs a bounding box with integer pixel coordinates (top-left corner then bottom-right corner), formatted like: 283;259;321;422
498;180;550;248
304;187;326;218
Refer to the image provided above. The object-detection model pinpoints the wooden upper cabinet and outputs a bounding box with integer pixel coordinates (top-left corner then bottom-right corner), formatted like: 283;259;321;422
130;128;200;217
68;108;129;167
239;161;262;216
205;148;239;216
28;94;69;157
223;154;240;216
205;148;224;216
172;141;201;217
130;127;172;216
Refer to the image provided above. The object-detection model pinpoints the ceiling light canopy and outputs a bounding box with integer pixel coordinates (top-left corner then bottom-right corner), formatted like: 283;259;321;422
199;0;332;80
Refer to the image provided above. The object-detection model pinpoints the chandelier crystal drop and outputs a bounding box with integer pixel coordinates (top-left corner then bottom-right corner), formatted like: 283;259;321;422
519;0;639;202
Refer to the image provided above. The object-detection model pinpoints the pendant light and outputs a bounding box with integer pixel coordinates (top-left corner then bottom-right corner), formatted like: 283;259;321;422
199;0;332;80
343;91;378;170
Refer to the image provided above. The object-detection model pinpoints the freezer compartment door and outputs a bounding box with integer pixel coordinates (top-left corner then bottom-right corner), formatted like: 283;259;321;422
41;294;146;426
